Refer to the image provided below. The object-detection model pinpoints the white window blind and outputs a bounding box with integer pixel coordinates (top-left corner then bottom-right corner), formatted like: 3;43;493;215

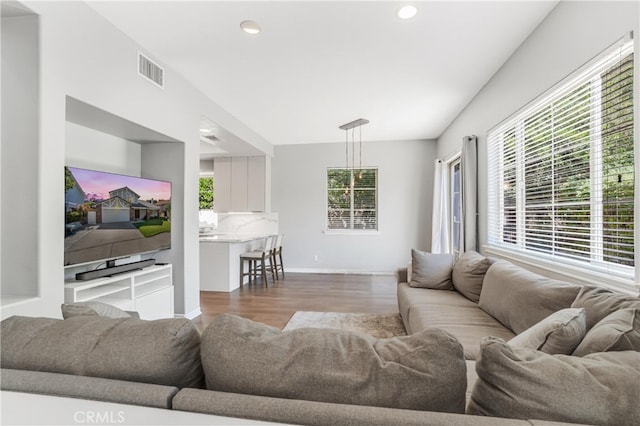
327;168;378;231
488;35;635;283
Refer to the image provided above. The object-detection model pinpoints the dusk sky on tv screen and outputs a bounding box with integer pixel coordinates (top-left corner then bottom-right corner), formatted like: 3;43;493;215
69;167;171;201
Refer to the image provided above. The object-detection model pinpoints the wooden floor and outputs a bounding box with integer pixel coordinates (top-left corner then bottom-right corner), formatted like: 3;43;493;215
194;272;399;331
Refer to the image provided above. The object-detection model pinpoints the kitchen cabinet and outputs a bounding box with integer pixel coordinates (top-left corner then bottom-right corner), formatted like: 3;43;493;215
214;156;266;212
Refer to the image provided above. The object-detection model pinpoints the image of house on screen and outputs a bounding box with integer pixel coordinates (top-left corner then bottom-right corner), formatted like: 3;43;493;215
95;187;161;224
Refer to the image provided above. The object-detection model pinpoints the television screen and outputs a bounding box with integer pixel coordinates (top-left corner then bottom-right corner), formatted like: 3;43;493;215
64;166;171;267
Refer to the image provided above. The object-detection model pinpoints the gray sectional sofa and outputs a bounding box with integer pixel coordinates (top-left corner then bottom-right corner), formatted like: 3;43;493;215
1;251;639;425
398;250;640;425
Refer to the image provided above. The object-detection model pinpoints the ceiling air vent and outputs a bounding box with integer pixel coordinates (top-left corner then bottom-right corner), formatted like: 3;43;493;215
138;52;164;88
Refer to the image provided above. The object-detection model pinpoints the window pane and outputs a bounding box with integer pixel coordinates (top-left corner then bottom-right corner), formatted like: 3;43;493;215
602;54;635;266
327;168;377;230
199;177;214;210
487;38;634;278
451;160;461;252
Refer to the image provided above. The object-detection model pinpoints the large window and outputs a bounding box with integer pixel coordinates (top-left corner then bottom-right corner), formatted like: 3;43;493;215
488;36;635;284
327;168;378;231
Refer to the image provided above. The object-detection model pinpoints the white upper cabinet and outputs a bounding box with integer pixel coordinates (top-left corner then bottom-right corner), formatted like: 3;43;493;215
214;156;266;212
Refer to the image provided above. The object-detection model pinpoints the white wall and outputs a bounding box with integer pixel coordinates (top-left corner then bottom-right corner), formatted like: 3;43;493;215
65;122;141;175
1;14;39;299
437;0;640;278
1;1;272;320
272;139;436;273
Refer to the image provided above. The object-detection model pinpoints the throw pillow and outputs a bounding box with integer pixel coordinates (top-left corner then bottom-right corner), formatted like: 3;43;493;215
508;308;586;354
451;251;493;303
573;307;640;356
478;260;581;334
1;315;204;389
409;249;455;290
571;285;640;330
468;337;640;425
61;301;131;319
200;314;467;413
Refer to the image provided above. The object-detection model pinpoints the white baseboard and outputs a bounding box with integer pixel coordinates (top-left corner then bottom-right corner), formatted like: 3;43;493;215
175;307;202;320
285;268;394;276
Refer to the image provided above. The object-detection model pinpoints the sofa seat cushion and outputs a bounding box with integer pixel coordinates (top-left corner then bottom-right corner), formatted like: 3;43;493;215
0;315;204;389
507;308;586;355
397;283;477;329
468;337;640;425
573;307;640;356
571;285;640;330
407;305;515;360
200;314;467;413
479;260;581;334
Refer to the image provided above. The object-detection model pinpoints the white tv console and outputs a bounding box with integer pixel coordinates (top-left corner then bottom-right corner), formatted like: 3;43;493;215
64;264;174;320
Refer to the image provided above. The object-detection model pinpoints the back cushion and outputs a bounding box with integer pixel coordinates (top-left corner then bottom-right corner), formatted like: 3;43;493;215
200;314;467;413
451;251;493;303
61;301;131;319
0;316;203;389
479;260;581;334
571;285;640;330
572;308;640;356
468;337;640;425
409;249;455;290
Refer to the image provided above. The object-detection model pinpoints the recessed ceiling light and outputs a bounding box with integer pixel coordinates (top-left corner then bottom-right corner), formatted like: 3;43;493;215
199;128;210;133
397;5;418;20
240;20;261;35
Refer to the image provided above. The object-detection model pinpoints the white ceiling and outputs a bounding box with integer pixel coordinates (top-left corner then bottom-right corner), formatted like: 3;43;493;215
88;1;558;149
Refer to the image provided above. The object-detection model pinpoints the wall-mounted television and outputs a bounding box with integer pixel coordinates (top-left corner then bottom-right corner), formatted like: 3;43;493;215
64;166;171;271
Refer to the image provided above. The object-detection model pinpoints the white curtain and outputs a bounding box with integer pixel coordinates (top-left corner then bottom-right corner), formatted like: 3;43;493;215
461;135;478;252
431;159;450;254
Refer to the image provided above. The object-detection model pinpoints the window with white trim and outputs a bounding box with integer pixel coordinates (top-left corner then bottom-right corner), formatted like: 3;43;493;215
327;168;378;231
487;36;635;283
450;158;462;256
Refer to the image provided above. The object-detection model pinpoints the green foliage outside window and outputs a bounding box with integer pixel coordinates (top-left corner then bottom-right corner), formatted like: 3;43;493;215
327;168;377;230
199;177;214;210
498;52;634;267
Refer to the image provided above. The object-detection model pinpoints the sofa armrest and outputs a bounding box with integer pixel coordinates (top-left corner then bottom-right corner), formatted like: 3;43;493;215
396;267;408;284
172;388;529;426
0;368;178;409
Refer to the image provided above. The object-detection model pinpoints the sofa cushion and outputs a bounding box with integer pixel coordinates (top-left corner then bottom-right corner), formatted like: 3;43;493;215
572;307;640;356
467;337;640;425
397;283;477;329
61;301;131;319
0;315;204;389
452;251;493;303
507;308;586;355
479;260;581;334
407;304;515;360
409;249;455;290
571;285;640;330
200;314;467;413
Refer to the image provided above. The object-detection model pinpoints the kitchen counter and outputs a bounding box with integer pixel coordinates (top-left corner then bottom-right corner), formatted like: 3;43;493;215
199;234;272;292
199;234;267;243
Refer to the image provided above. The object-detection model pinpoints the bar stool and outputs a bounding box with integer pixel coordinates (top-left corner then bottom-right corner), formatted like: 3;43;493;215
272;234;285;280
239;235;276;287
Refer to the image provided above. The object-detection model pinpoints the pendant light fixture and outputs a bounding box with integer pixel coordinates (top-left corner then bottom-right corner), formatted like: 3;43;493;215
339;118;369;193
